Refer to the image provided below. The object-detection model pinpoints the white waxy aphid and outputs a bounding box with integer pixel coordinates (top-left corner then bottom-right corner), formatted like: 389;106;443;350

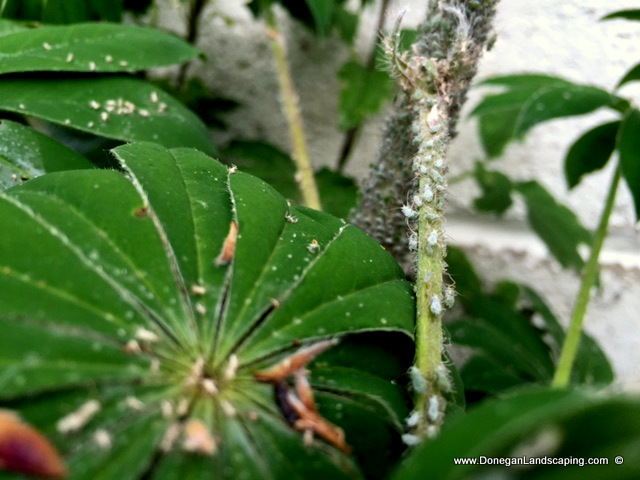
435;365;452;393
138;109;150;117
151;91;159;103
64;118;71;125
191;284;206;295
195;302;206;315
427;230;438;247
93;429;112;450
119;60;128;67
157;102;167;113
43;42;52;50
125;396;145;411
402;205;417;219
57;400;101;434
100;111;109;122
176;398;189;417
444;286;455;309
105;55;113;63
220;400;236;418
408;234;418;251
66;52;74;62
434;159;444;169
430;169;444;184
412;194;423;207
224;354;239;380
161;400;173;418
89;100;100;110
201;378;218;395
430;296;442;316
285;213;298;223
123;339;141;354
419;165;428;174
427;396;440;422
422;186;434;203
408;366;427;394
401;433;421;446
405;410;421;428
424;271;433;284
87;121;94;128
89;61;96;71
160;422;181;452
228;164;238;174
426;425;438;438
135;326;159;343
307;239;320;254
18;103;25;109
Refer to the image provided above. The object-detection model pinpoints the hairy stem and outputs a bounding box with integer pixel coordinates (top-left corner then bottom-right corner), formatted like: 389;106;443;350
552;166;621;388
266;8;322;210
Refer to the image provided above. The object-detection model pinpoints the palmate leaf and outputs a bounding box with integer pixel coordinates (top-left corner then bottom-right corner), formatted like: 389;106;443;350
391;387;640;480
0;21;200;74
0;142;414;479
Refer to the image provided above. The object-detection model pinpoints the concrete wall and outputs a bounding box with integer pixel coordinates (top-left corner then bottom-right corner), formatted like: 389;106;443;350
151;0;640;386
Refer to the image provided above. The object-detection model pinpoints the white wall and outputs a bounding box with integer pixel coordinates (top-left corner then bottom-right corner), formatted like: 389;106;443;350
152;0;640;386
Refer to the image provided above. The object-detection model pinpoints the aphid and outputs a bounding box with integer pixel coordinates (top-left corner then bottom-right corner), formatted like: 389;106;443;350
215;221;238;266
434;159;444;169
427;396;440;423
408;366;427;394
105;55;113;63
56;400;101;434
285;212;298;223
100;111;108;122
182;419;216;455
427;230;438;247
160;400;173;419
224;354;239;380
176;398;189;417
444;286;455;309
157;102;167;113
408;233;418;251
228;164;237;174
401;433;421;446
123;339;141;354
220;400;236;418
306;239;320;254
125;396;145;411
402;205;417;219
430;296;442;316
134;206;148;218
42;42;52;51
150;91;159;103
93;429;111;450
0;411;67;478
190;284;206;295
64;118;71;125
119;60;128;67
430;169;444;184
87;121;94;128
426;425;438;438
195;302;206;315
89;61;96;71
435;365;453;393
160;422;181;452
422;186;434;203
65;53;74;62
412;194;423;207
138;109;150;118
135;326;159;343
405;410;421;428
201;378;217;395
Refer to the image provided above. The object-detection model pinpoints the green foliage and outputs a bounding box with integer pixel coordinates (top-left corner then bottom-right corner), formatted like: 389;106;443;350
617;109;640;218
338;59;394;130
391;387;640;480
446;247;613;399
0;142;414;479
472;162;512;214
565;121;619;189
222;141;358;219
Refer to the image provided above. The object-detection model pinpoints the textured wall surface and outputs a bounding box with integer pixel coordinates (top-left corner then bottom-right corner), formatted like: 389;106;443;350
152;0;640;385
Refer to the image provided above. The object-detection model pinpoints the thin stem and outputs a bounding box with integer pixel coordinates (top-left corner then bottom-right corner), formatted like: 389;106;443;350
266;8;322;210
552;166;621;388
176;0;208;89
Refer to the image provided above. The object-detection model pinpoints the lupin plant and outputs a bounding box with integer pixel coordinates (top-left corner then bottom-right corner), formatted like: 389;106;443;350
353;0;499;440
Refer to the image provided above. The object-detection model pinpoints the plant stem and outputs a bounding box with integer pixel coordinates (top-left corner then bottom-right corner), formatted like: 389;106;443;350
266;8;322;210
552;166;621;388
176;0;208;89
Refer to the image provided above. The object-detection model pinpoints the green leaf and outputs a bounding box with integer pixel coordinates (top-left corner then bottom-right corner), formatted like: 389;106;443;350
515;181;591;270
617;108;640;219
616;62;640;88
391;387;640;480
338;59;394;130
0;77;216;155
472;75;613;157
333;6;358;44
602;9;640;21
0;21;200;74
472;162;513;214
0;142;414;478
304;0;335;37
0;119;93;191
222;141;358;219
565;121;619;189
